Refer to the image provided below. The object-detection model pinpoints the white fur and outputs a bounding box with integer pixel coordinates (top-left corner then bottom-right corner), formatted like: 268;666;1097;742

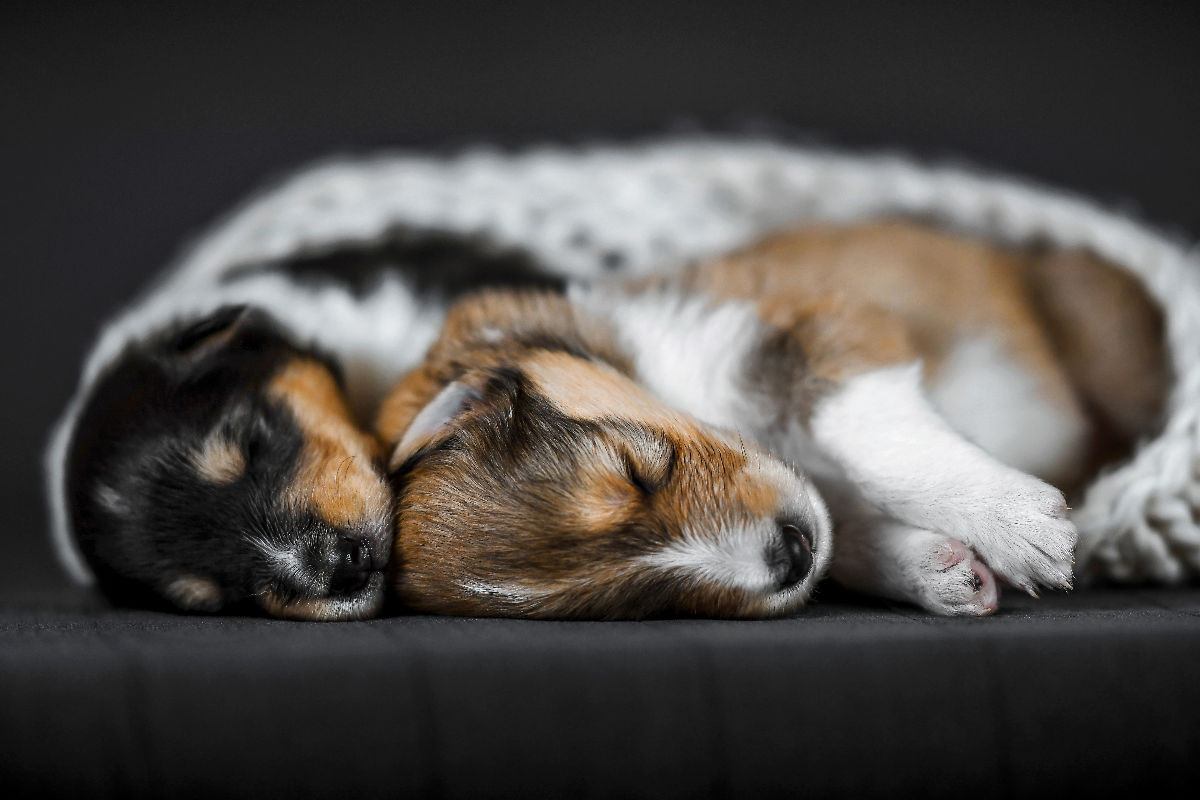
820;481;998;616
810;363;1077;594
639;458;833;608
247;535;311;591
639;522;780;593
929;336;1087;479
840;519;998;616
247;533;386;619
457;578;554;606
572;287;764;433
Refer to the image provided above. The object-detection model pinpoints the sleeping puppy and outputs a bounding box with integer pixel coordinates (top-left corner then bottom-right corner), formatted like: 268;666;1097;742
52;229;562;619
65;305;392;619
378;221;1168;618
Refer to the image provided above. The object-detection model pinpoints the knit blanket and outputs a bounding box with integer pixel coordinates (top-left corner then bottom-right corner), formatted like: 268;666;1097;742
47;138;1200;586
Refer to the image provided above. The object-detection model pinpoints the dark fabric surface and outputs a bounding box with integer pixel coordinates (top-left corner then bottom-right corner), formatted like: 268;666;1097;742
4;584;1198;799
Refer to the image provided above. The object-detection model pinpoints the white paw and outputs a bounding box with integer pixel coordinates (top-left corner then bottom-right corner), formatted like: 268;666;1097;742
909;535;998;617
954;473;1077;596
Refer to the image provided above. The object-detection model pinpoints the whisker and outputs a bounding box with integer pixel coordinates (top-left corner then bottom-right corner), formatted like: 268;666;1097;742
334;455;352;490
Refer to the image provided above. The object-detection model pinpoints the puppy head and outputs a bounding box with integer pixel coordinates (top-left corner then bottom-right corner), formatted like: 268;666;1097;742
66;306;392;620
388;351;832;619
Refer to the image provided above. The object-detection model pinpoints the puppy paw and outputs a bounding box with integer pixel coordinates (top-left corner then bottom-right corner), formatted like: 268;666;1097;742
911;535;998;616
960;474;1077;597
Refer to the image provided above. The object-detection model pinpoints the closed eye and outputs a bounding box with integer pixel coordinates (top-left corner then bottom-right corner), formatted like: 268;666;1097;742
624;453;657;495
622;438;678;495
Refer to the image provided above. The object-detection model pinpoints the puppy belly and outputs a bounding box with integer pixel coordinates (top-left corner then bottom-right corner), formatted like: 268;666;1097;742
928;336;1088;485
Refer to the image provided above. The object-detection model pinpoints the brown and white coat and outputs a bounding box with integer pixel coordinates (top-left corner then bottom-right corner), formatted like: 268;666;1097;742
377;222;1166;617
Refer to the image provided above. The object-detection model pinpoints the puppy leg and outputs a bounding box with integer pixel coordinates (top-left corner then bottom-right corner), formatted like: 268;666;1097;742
832;510;999;616
810;363;1077;595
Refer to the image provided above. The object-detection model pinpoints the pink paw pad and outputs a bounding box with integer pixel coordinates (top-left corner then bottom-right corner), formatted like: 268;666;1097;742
928;537;999;616
936;538;972;571
966;552;999;615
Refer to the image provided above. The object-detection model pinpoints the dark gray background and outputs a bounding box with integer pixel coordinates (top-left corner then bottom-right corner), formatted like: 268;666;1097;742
4;1;1199;588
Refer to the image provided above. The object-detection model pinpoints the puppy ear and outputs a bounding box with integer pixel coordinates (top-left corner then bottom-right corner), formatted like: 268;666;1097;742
389;381;485;471
172;305;251;362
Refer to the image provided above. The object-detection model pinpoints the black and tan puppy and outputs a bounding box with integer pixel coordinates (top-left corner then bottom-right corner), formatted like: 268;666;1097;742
64;306;392;619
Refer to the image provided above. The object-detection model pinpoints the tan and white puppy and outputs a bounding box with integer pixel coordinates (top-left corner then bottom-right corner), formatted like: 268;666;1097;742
378;221;1168;618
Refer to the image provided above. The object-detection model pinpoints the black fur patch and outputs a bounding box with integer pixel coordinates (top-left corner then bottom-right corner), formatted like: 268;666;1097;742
743;326;831;425
223;226;565;299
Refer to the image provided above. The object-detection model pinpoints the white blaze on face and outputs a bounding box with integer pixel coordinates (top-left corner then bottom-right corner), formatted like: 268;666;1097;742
639;521;781;593
639;455;833;607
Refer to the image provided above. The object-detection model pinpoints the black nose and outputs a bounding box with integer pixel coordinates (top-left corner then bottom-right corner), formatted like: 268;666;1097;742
776;522;814;588
329;535;374;596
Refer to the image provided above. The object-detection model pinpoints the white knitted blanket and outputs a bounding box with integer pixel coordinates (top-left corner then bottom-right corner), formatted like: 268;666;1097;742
49;138;1200;585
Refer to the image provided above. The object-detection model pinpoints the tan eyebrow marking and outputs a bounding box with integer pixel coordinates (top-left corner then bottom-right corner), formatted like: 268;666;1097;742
268;359;389;529
166;574;223;611
192;433;246;484
521;350;686;428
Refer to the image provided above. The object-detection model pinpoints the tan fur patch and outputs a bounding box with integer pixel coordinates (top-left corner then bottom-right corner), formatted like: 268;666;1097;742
375;366;446;454
257;589;379;621
166;574;223;611
258;589;330;621
1022;249;1168;441
191;433;246;484
376;289;634;451
269;359;389;530
575;476;640;531
521;351;684;427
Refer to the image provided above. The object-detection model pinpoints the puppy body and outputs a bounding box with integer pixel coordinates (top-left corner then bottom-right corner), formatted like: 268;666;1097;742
383;221;1167;617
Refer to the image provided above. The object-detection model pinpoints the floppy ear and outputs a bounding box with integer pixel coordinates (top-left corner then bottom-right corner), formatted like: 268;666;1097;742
389;381;485;471
172;305;251;362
